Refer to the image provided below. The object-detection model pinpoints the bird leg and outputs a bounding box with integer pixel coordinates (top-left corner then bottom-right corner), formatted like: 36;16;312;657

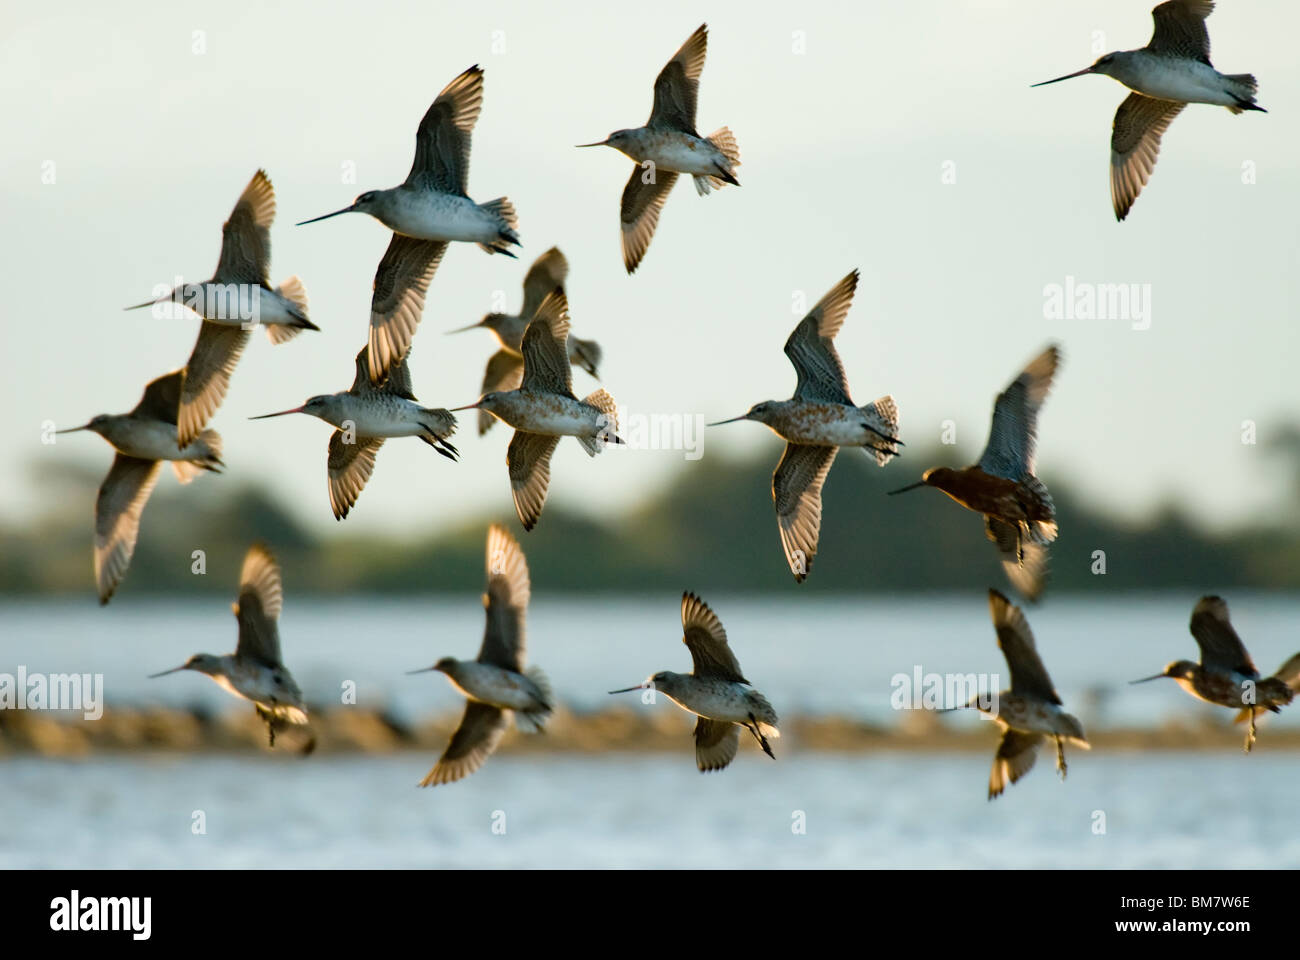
257;706;276;748
1055;735;1067;780
1244;707;1257;754
747;714;775;760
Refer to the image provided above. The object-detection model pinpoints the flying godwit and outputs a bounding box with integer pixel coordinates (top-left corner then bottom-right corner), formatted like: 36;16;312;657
888;345;1060;601
609;592;778;772
707;270;901;582
57;370;223;604
451;289;621;531
297;66;519;382
948;590;1089;800
578;23;740;273
408;524;552;787
1032;0;1265;221
126;170;316;448
149;543;312;751
1132;595;1300;752
251;346;457;520
447;247;603;436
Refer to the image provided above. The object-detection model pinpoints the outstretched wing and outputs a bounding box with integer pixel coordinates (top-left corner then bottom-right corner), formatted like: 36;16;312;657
620;167;679;274
518;290;573;395
988;589;1061;704
680;591;746;682
978;344;1059;480
1110;94;1186;222
649;24;707;131
784;270;857;404
772;443;838;583
1189;595;1257;675
406;65;484;195
1147;0;1214;64
234;543;284;667
419;701;509;787
214;169;275;286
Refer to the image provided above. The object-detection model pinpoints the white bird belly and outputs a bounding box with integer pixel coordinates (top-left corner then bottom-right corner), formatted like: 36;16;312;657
644;137;725;176
339;403;425;439
448;663;541;711
1128;62;1237;107
385;193;499;243
500;395;600;437
109;420;204;461
773;404;868;446
190;283;293;327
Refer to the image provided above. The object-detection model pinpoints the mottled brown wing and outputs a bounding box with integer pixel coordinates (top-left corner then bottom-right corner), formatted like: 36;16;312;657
1110;94;1186;222
989;730;1044;799
507;431;560;532
131;370;185;424
784;270;858;404
988;589;1062;704
369;235;448;383
94;455;162;605
479;524;530;671
620;167;679;274
234;543;283;667
326;432;385;520
478;350;523;436
1147;0;1214;63
179;321;251;449
519;248;569;321
215;169;275;286
694;718;739;772
1189;595;1257;675
772;443;838;583
406;65;484;195
518;290;572;395
978;344;1059;480
649;23;707;131
419;701;509;787
681;591;746;682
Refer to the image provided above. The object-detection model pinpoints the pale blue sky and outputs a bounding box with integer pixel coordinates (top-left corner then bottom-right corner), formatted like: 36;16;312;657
3;0;1296;537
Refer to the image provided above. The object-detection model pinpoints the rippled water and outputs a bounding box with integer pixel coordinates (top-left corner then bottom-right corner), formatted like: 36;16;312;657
3;594;1298;868
3;752;1298;869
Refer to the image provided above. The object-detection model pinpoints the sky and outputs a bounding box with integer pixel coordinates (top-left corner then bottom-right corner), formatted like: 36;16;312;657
3;0;1297;540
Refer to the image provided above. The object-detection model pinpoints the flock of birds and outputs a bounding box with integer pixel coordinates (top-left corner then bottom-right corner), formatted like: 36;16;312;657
54;4;1296;796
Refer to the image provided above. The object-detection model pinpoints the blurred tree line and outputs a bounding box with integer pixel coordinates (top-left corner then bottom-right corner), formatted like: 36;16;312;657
3;434;1299;600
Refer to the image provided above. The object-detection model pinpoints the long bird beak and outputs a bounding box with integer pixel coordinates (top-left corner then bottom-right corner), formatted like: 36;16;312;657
249;406;306;419
886;480;928;495
444;321;483;334
1031;66;1095;87
1129;673;1166;684
147;665;188;678
575;139;609;148
54;423;91;434
295;204;357;226
406;666;438;675
608;684;646;694
123;296;165;311
448;401;482;412
705;415;750;427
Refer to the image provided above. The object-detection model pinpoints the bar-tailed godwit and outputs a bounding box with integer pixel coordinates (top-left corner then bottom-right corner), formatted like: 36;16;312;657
950;590;1089;800
451;290;621;531
126;170;316;448
1033;0;1265;220
1132;595;1300;752
578;23;740;273
408;524;553;787
707;270;901;582
57;371;223;604
149;543;312;751
447;247;602;436
610;592;778;772
297;66;519;381
889;345;1059;601
251;346;457;519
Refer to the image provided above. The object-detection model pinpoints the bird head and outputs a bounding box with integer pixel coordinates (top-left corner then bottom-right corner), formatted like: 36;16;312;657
707;401;776;428
1131;660;1196;684
149;653;219;678
296;190;382;225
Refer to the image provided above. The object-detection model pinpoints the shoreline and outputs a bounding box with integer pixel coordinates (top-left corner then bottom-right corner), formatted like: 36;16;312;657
2;705;1294;756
